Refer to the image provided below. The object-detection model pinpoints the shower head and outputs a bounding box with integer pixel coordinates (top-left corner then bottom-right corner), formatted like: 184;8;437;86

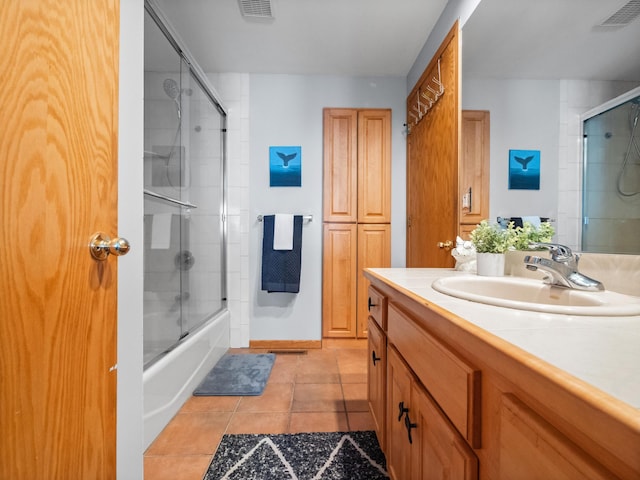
163;78;180;100
163;78;182;119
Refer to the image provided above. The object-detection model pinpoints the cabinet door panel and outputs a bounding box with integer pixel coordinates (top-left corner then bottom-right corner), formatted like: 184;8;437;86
322;224;357;337
368;318;387;452
459;110;490;225
499;394;617;480
358;109;391;223
323;109;358;222
412;383;478;480
387;347;413;480
357;224;391;338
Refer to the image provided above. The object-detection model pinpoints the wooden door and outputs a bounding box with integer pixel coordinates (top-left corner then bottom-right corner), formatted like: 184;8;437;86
406;24;459;267
0;1;120;478
323;109;358;223
358;109;391;223
322;223;357;337
356;224;390;338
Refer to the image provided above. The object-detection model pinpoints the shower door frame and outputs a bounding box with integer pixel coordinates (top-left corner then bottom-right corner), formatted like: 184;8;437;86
579;85;640;253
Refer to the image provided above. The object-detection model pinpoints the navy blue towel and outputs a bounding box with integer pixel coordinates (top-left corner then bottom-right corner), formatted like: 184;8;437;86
261;215;303;293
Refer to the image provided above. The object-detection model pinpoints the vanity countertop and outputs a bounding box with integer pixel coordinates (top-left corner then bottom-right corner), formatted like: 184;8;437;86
366;268;640;410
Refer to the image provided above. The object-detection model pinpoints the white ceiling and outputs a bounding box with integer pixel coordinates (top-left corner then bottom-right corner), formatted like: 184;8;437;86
152;0;449;76
150;0;640;82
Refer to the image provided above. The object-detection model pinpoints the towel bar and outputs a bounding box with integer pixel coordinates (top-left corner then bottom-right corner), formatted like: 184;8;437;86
257;214;313;223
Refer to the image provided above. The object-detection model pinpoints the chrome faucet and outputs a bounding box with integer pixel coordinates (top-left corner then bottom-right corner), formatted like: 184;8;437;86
523;243;604;291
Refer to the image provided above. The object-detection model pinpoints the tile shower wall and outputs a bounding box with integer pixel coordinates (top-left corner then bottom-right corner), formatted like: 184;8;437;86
208;73;251;348
557;79;638;250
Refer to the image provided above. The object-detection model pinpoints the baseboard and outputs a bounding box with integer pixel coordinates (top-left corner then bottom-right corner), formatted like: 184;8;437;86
249;339;322;350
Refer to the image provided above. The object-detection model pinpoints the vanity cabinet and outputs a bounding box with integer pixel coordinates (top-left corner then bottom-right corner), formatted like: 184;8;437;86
364;269;638;480
387;346;478;480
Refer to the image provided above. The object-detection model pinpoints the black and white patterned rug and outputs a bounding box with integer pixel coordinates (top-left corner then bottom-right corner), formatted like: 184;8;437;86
204;431;388;479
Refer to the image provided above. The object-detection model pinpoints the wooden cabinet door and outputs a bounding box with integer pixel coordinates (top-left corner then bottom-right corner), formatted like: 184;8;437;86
386;347;414;480
323;109;358;222
460;110;490;226
499;394;616;480
356;224;391;338
411;383;478;480
358;109;391;223
322;223;357;337
368;318;387;452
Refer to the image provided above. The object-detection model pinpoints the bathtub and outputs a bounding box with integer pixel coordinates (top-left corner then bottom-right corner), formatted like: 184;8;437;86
143;309;229;448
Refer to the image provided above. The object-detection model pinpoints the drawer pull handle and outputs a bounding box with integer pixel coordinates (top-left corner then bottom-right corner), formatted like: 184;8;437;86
398;401;409;421
368;297;378;311
372;351;381;365
405;413;418;444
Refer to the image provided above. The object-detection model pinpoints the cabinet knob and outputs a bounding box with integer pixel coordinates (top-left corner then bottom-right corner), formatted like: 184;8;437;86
368;297;378;311
372;350;381;365
398;401;409;421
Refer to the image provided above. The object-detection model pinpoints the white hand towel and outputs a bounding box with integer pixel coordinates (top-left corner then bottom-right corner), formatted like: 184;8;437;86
273;214;294;250
151;213;172;249
521;216;541;228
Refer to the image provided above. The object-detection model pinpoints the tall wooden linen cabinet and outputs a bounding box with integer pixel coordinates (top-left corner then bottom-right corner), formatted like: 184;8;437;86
322;108;391;339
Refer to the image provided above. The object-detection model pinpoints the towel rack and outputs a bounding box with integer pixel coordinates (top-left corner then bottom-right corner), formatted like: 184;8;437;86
257;214;313;223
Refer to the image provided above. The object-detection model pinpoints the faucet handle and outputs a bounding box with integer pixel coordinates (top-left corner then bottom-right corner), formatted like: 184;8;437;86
528;242;574;263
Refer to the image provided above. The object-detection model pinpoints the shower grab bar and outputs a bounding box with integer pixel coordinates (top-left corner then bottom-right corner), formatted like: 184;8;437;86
257;214;313;223
144;189;198;209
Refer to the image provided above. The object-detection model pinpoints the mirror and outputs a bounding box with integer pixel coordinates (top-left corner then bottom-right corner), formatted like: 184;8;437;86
461;0;640;253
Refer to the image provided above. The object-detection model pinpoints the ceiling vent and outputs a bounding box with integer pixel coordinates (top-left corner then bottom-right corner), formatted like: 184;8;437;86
599;0;640;26
238;0;274;19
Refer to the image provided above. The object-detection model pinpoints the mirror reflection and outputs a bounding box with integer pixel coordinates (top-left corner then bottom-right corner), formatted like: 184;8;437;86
461;0;640;253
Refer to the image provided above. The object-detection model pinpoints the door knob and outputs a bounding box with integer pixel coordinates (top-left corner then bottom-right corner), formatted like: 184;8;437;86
437;240;453;250
90;232;131;261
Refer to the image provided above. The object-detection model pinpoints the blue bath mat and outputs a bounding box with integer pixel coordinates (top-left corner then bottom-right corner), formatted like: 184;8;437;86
193;353;275;396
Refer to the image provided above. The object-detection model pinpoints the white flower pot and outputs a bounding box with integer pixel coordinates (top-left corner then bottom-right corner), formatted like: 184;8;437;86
476;253;505;277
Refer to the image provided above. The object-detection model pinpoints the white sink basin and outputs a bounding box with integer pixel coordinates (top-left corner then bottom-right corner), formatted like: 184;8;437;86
431;275;640;316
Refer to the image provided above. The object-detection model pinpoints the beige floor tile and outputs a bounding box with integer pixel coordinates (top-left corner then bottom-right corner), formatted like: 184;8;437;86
292;383;345;412
144;455;213;480
225;412;290;434
145;412;231;456
236;383;293;412
289;412;349;433
347;411;376;431
342;383;369;412
179;395;240;413
340;372;368;384
268;356;299;383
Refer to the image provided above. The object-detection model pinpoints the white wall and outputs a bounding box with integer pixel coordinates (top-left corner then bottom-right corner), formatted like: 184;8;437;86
462;78;561;224
249;74;406;341
407;0;481;92
118;0;145;477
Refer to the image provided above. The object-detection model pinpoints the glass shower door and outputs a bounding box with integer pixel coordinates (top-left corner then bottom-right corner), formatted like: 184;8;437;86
143;9;227;367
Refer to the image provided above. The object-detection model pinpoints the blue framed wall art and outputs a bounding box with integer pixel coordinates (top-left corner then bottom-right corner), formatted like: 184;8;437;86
269;146;302;187
508;149;540;190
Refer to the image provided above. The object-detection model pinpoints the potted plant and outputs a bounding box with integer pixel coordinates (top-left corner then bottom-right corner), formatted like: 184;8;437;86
513;221;555;250
470;220;516;276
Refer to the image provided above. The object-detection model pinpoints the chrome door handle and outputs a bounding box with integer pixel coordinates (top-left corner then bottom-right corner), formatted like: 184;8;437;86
90;232;131;261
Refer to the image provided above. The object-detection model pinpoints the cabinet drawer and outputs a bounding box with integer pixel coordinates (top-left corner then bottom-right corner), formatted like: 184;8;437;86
367;286;387;330
388;302;481;447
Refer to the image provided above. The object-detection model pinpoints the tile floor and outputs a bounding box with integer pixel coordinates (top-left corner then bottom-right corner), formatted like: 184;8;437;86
143;339;373;480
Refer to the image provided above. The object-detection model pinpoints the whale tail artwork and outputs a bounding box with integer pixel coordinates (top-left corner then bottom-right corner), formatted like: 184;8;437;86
514;155;533;171
277;151;297;167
